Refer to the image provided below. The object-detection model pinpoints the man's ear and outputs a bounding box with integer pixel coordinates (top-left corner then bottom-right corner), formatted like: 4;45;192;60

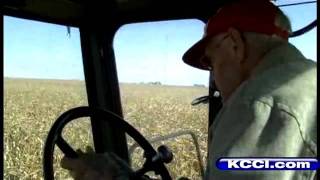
227;27;246;63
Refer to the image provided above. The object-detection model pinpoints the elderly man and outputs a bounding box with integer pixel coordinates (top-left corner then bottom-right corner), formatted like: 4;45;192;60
182;0;317;179
61;0;317;179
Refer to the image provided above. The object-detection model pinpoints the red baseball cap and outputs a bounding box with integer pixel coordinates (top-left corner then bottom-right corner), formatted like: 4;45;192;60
182;0;289;70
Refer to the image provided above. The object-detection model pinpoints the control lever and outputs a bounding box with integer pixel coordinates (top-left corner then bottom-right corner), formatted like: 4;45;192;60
132;145;173;179
152;145;173;164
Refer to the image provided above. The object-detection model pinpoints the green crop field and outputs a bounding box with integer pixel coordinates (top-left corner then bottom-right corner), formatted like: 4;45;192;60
4;78;209;179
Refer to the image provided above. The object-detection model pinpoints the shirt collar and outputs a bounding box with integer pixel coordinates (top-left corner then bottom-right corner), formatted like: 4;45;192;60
251;42;306;77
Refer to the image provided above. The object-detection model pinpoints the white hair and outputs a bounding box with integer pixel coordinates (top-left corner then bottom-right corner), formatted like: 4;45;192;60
243;7;292;52
274;6;292;34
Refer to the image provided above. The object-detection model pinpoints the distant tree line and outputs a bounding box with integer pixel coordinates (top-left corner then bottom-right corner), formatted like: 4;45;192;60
193;84;206;87
138;82;206;87
148;81;162;85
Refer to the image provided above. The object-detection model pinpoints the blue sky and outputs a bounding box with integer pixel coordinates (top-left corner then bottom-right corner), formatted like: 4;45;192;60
4;1;317;86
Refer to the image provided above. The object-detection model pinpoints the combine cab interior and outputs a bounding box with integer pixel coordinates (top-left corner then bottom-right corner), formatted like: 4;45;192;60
3;0;317;179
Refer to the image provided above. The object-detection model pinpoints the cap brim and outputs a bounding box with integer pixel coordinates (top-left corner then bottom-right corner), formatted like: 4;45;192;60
182;36;211;71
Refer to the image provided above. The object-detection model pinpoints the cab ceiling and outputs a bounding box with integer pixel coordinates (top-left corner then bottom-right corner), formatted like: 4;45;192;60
3;0;234;27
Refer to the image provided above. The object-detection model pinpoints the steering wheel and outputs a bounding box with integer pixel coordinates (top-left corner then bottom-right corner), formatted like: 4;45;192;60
43;106;172;180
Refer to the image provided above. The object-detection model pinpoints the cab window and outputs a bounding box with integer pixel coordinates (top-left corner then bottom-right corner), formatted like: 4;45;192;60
4;16;90;179
114;19;209;179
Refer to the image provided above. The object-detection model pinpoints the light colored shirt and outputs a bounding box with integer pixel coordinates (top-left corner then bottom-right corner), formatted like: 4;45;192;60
205;42;317;180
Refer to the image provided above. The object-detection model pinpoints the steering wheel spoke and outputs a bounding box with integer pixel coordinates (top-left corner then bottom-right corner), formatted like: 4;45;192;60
56;136;78;158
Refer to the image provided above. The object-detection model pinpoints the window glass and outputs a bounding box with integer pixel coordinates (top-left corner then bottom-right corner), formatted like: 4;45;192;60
4;16;90;179
114;19;209;179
